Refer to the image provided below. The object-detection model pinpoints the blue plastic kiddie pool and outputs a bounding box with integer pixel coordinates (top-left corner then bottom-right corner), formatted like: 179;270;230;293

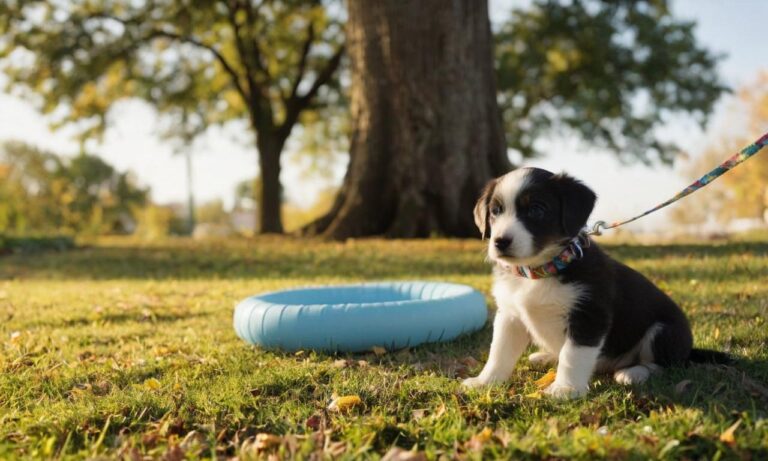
233;281;487;353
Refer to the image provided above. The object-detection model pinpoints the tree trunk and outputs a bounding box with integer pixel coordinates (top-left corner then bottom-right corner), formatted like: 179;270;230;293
257;134;284;234
307;0;510;239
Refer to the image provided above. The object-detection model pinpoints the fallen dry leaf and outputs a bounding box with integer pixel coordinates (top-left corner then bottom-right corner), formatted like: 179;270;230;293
467;427;494;451
372;346;387;356
333;359;350;368
719;419;741;445
411;409;427;420
535;370;557;389
305;414;322;431
381;447;427;461
433;402;447;419
327;395;362;412
179;430;207;452
674;379;692;396
255;433;282;451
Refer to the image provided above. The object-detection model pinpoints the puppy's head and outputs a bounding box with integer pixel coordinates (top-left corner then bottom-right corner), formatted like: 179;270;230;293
474;168;596;266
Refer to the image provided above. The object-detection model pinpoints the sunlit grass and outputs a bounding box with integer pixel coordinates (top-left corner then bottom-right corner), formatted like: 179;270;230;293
0;236;766;459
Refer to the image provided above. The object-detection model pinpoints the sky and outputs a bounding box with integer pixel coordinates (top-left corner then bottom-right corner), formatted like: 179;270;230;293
1;0;767;233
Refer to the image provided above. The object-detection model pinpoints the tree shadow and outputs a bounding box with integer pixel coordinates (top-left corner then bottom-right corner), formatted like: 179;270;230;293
1;238;765;281
26;310;212;330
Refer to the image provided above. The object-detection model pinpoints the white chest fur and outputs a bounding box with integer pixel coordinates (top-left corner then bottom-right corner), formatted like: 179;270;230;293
492;273;586;354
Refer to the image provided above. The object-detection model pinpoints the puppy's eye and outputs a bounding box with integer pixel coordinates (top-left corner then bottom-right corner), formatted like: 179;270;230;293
490;203;503;216
528;203;546;219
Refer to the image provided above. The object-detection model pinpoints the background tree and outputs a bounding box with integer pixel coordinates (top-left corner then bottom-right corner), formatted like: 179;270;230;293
671;71;768;226
0;141;148;234
496;0;725;163
308;0;725;239
306;0;509;238
0;0;345;234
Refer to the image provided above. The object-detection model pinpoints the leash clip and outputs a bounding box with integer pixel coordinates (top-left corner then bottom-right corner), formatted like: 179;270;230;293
587;221;607;236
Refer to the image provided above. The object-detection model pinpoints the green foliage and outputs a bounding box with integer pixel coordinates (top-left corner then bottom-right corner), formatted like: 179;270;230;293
0;0;344;144
0;237;766;458
0;0;345;233
0;141;148;235
496;0;727;163
234;176;263;211
672;72;768;225
196;199;230;225
0;235;75;254
132;204;183;241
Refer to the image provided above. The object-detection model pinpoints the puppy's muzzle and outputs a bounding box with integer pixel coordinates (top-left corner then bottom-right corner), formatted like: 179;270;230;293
494;237;512;252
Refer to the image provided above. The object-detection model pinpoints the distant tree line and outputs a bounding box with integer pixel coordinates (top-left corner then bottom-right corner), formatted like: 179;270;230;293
0;142;147;235
1;0;726;237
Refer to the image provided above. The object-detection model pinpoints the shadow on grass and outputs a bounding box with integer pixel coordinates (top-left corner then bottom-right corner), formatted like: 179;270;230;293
26;310;212;330
0;238;765;281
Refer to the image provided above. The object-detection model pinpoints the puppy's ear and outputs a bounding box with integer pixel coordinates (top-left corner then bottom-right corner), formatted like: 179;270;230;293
551;173;597;236
474;178;498;239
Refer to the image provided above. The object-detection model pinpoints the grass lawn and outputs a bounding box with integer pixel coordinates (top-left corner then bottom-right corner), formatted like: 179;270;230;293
1;236;767;460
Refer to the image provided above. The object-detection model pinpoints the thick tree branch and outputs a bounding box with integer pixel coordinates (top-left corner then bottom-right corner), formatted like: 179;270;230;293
279;44;344;139
300;45;345;106
82;12;250;104
225;0;274;131
289;22;315;101
150;29;249;102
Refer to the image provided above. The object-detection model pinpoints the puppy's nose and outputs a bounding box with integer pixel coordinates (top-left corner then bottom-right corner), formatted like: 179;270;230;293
494;237;512;251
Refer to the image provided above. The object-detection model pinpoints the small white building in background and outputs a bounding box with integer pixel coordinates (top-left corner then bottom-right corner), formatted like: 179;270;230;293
726;217;768;234
230;207;258;235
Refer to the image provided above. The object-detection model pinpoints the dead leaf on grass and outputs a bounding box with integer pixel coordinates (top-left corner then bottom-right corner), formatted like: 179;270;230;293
719;419;741;445
179;430;207;453
327;395;362;413
466;427;494;451
372;346;387;356
333;359;350;368
306;414;322;431
255;433;282;451
381;446;427;461
535;370;557;389
674;379;692;396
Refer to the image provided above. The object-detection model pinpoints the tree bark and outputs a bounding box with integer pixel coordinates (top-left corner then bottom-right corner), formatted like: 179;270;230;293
257;134;284;234
307;0;510;239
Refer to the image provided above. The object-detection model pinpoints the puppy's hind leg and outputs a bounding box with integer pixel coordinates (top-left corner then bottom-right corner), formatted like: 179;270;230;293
614;364;660;385
614;321;683;386
650;320;693;367
528;351;557;370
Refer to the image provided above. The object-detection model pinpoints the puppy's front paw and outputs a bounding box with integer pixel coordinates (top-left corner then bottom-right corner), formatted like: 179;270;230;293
461;376;489;388
543;382;588;399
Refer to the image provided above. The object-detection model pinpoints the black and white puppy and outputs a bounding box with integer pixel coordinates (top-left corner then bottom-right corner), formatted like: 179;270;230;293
462;167;697;399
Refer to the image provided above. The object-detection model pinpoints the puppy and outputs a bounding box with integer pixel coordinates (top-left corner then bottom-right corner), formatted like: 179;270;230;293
463;167;703;398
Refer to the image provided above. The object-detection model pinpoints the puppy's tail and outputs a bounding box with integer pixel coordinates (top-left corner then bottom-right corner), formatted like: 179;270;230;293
688;348;734;365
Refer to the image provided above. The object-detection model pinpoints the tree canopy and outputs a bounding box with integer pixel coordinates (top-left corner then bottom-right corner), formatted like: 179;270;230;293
672;71;768;226
0;0;345;233
496;0;726;163
1;0;729;238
